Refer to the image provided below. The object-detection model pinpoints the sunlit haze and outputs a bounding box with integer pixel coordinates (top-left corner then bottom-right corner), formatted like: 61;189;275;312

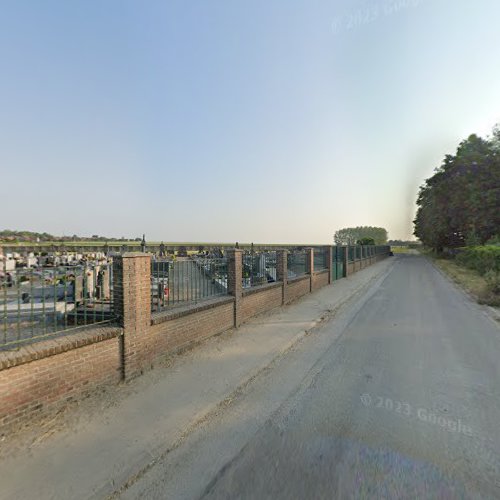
1;0;500;242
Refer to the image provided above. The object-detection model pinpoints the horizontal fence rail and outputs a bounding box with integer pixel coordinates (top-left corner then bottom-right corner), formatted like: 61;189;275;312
242;251;277;288
151;257;228;312
1;263;114;351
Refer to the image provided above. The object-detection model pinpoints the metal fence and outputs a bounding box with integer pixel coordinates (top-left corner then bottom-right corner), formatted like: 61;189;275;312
343;245;390;263
287;250;307;278
1;263;114;351
332;246;344;280
313;247;328;271
242;251;277;288
151;257;228;312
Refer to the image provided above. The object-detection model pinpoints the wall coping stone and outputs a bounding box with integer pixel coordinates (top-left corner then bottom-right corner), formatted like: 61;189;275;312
121;252;150;258
241;281;283;297
0;325;122;371
313;269;330;275
151;296;235;325
287;275;310;285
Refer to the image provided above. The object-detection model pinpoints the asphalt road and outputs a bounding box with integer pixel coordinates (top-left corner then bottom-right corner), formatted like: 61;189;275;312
121;254;500;499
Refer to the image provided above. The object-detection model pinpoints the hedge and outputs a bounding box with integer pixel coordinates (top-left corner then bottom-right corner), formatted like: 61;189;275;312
455;245;500;275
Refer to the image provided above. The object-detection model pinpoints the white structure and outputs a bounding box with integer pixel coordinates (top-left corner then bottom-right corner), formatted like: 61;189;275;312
26;255;38;267
3;259;16;271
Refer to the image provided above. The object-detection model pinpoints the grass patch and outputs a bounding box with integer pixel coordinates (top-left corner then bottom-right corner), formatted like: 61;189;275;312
391;246;410;254
429;255;500;307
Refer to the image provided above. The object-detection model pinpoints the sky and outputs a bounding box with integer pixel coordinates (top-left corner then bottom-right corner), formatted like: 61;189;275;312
1;0;500;244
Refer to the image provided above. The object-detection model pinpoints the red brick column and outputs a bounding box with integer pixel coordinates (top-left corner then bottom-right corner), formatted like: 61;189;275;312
227;249;243;327
276;250;288;305
343;246;349;277
113;253;151;380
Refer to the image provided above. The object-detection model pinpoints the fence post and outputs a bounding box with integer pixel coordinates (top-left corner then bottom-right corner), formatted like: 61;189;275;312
343;246;349;277
227;249;243;327
112;252;151;380
325;246;333;284
276;250;288;305
306;248;314;292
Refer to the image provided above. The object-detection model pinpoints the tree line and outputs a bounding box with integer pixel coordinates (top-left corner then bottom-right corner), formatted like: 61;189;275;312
333;226;388;246
0;230;142;243
413;126;500;252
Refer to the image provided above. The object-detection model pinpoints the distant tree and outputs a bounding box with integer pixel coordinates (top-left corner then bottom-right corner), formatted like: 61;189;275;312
334;227;387;245
334;228;357;246
357;237;375;245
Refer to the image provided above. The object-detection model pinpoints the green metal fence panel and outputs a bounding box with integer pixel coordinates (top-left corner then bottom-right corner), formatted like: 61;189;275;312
332;246;344;280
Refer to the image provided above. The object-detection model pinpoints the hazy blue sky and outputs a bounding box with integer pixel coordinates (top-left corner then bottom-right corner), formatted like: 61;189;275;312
1;0;500;243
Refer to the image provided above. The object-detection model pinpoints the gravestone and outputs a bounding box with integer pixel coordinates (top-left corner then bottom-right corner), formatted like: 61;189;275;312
73;275;84;304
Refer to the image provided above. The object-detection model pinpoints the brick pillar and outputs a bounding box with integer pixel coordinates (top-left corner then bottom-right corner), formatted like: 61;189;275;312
324;246;333;284
227;249;243;327
276;250;288;305
343;246;349;277
113;252;151;380
306;248;314;292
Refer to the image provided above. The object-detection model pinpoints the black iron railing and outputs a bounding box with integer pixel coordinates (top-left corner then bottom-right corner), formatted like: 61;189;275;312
1;263;114;350
242;251;277;288
287;250;307;278
151;257;228;312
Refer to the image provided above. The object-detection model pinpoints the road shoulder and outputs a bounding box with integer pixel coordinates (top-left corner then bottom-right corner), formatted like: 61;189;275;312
422;252;500;326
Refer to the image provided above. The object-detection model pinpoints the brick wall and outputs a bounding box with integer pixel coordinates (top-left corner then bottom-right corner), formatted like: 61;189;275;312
241;283;283;323
141;298;234;370
0;326;120;430
0;247;390;432
286;276;311;304
312;270;329;291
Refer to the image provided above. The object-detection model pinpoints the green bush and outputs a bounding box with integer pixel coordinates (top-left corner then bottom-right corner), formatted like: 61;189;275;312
357;237;376;246
455;245;500;275
485;235;500;246
484;270;500;294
